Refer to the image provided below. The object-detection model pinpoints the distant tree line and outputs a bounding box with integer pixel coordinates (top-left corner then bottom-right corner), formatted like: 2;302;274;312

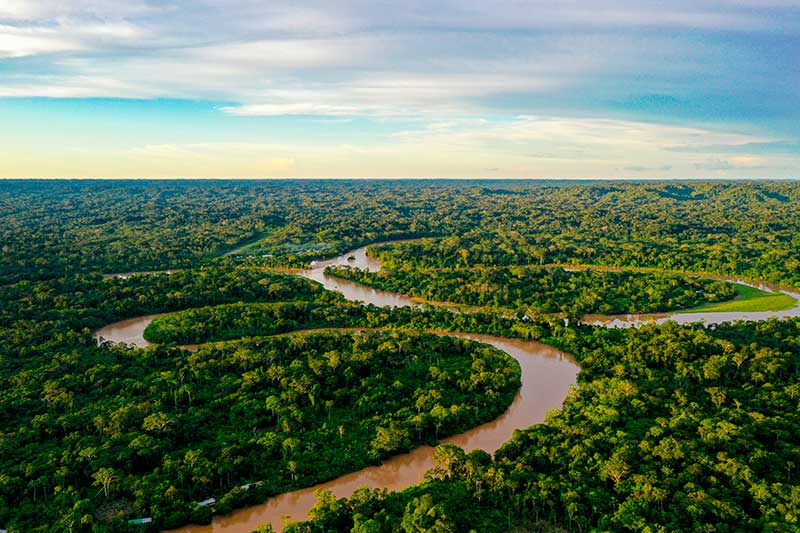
3;180;800;287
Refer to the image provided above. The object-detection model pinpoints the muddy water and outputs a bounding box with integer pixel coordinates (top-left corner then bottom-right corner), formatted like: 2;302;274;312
299;243;417;308
166;335;577;533
94;313;164;347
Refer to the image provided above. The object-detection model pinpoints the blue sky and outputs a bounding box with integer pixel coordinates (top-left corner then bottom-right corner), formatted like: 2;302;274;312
0;1;798;178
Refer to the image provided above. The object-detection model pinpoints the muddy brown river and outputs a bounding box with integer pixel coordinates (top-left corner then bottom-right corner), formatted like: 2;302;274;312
93;243;800;533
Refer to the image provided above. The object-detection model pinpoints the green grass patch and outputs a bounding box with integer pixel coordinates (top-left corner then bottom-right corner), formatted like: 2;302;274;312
681;283;797;313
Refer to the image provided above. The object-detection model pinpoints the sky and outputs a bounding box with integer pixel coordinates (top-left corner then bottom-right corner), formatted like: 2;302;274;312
0;1;798;178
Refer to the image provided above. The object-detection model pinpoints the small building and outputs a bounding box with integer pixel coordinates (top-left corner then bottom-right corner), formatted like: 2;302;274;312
197;498;216;507
128;518;153;525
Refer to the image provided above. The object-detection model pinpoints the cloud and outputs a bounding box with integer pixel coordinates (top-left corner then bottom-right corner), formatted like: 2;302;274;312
189;37;377;69
669;140;800;155
0;0;163;20
389;115;773;152
126;116;791;177
693;159;740;171
0;1;798;178
5;120;798;178
0;0;796;139
222;103;365;117
0;2;795;92
0;25;82;58
0;74;160;98
0;17;153;59
219;73;558;117
424;1;781;32
624;165;673;172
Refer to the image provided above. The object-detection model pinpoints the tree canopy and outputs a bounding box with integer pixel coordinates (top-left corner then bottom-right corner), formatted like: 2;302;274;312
2;179;800;532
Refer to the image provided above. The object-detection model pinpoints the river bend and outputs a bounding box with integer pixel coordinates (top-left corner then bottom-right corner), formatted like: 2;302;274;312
92;243;800;532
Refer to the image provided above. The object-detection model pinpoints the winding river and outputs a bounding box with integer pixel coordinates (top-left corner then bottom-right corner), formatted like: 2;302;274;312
92;243;800;533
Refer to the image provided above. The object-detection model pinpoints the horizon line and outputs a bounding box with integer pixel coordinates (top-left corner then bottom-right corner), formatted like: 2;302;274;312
1;176;798;181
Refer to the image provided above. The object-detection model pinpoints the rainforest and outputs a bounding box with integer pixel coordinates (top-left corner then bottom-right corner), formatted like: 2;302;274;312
1;179;799;533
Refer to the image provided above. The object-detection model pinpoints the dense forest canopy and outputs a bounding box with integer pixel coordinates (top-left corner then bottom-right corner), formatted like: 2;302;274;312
3;179;800;285
1;267;335;331
1;179;800;532
1;303;523;531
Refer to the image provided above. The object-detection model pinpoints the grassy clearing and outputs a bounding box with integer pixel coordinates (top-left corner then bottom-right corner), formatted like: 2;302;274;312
682;283;797;313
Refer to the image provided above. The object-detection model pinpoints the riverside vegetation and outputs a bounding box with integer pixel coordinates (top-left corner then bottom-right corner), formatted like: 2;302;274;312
279;318;800;533
1;179;799;532
325;263;736;317
0;268;526;531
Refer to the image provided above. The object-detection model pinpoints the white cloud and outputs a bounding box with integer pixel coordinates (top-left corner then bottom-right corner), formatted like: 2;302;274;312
0;74;159;98
0;17;152;59
219;71;561;118
0;25;82;58
0;0;43;18
0;0;163;20
75;117;788;178
69;20;148;41
222;103;364;116
389;115;773;152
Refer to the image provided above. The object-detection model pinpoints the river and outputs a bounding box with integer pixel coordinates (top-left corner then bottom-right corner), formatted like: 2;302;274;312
93;243;800;533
